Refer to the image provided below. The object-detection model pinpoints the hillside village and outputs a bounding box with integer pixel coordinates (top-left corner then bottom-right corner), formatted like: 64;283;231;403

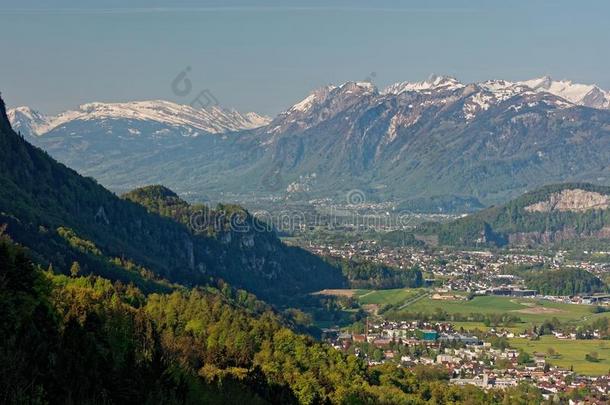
324;320;610;402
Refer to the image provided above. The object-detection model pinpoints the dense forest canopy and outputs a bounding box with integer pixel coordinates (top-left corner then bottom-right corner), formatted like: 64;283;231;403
324;256;423;289
523;268;606;296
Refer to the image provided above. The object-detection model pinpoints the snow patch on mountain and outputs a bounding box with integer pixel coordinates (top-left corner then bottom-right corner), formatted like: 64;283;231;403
287;85;339;114
385;112;419;141
275;74;610;131
271;82;379;135
463;92;495;120
340;81;377;94
478;80;533;102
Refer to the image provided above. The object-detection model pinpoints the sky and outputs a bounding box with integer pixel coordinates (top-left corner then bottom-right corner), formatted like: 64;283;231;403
1;0;609;116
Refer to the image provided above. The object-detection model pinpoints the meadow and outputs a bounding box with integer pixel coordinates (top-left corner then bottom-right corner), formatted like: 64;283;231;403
511;336;610;375
314;288;609;332
313;287;425;306
354;288;425;306
389;295;598;327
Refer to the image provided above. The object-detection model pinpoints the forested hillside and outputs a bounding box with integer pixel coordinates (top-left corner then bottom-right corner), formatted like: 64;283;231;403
0;96;344;303
323;256;424;290
435;183;610;247
0;229;543;404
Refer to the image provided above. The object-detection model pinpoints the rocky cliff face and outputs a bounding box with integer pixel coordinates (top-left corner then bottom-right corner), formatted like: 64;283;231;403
524;189;610;213
508;226;610;246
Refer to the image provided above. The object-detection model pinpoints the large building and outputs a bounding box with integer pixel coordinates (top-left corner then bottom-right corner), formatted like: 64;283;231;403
416;329;438;341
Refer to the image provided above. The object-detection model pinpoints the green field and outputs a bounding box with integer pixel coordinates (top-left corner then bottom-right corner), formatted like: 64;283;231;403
511;336;610;376
389;295;600;327
354;288;425;306
316;289;610;333
449;321;522;333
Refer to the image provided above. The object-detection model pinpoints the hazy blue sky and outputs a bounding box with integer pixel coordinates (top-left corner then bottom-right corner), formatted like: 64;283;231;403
1;0;609;115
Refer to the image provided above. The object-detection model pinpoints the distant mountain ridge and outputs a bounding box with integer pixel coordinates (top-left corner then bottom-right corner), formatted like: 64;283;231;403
8;75;610;210
381;74;610;109
8;99;270;137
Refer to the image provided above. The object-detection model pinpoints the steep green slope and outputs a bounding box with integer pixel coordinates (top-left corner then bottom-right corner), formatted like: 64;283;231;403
122;186;428;291
0;230;273;404
0;96;344;302
0;229;542;404
435;183;610;247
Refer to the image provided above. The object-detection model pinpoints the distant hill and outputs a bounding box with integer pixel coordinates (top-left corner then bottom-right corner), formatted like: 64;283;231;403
434;183;610;247
0;95;344;303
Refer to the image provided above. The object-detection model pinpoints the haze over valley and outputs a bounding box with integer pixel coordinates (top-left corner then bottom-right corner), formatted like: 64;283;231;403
2;2;610;404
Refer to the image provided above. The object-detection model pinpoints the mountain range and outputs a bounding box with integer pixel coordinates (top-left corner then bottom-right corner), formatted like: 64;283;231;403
10;75;610;211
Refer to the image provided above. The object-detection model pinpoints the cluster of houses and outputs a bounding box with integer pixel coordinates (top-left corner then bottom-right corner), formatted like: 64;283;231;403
325;320;610;401
304;241;609;295
309;238;610;400
327;320;471;351
452;367;610;402
446;346;610;401
306;241;610;310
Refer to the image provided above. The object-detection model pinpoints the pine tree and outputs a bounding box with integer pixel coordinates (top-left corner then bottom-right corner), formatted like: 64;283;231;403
70;261;81;277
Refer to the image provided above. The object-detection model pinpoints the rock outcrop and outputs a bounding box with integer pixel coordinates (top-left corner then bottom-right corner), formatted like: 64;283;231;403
524;189;610;213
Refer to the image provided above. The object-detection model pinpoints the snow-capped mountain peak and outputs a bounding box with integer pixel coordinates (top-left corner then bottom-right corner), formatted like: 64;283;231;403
289;81;377;112
270;81;379;135
339;81;377;93
379;74;610;110
8;100;271;137
271;74;610;133
518;76;610;109
383;74;464;95
73;100;271;134
520;75;553;90
290;85;337;113
7;106;51;136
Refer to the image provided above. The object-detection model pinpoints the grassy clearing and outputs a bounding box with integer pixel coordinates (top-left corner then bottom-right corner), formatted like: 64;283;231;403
449;321;523;333
313;288;426;306
354;288;425;306
390;296;596;327
511;336;610;376
312;289;361;298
